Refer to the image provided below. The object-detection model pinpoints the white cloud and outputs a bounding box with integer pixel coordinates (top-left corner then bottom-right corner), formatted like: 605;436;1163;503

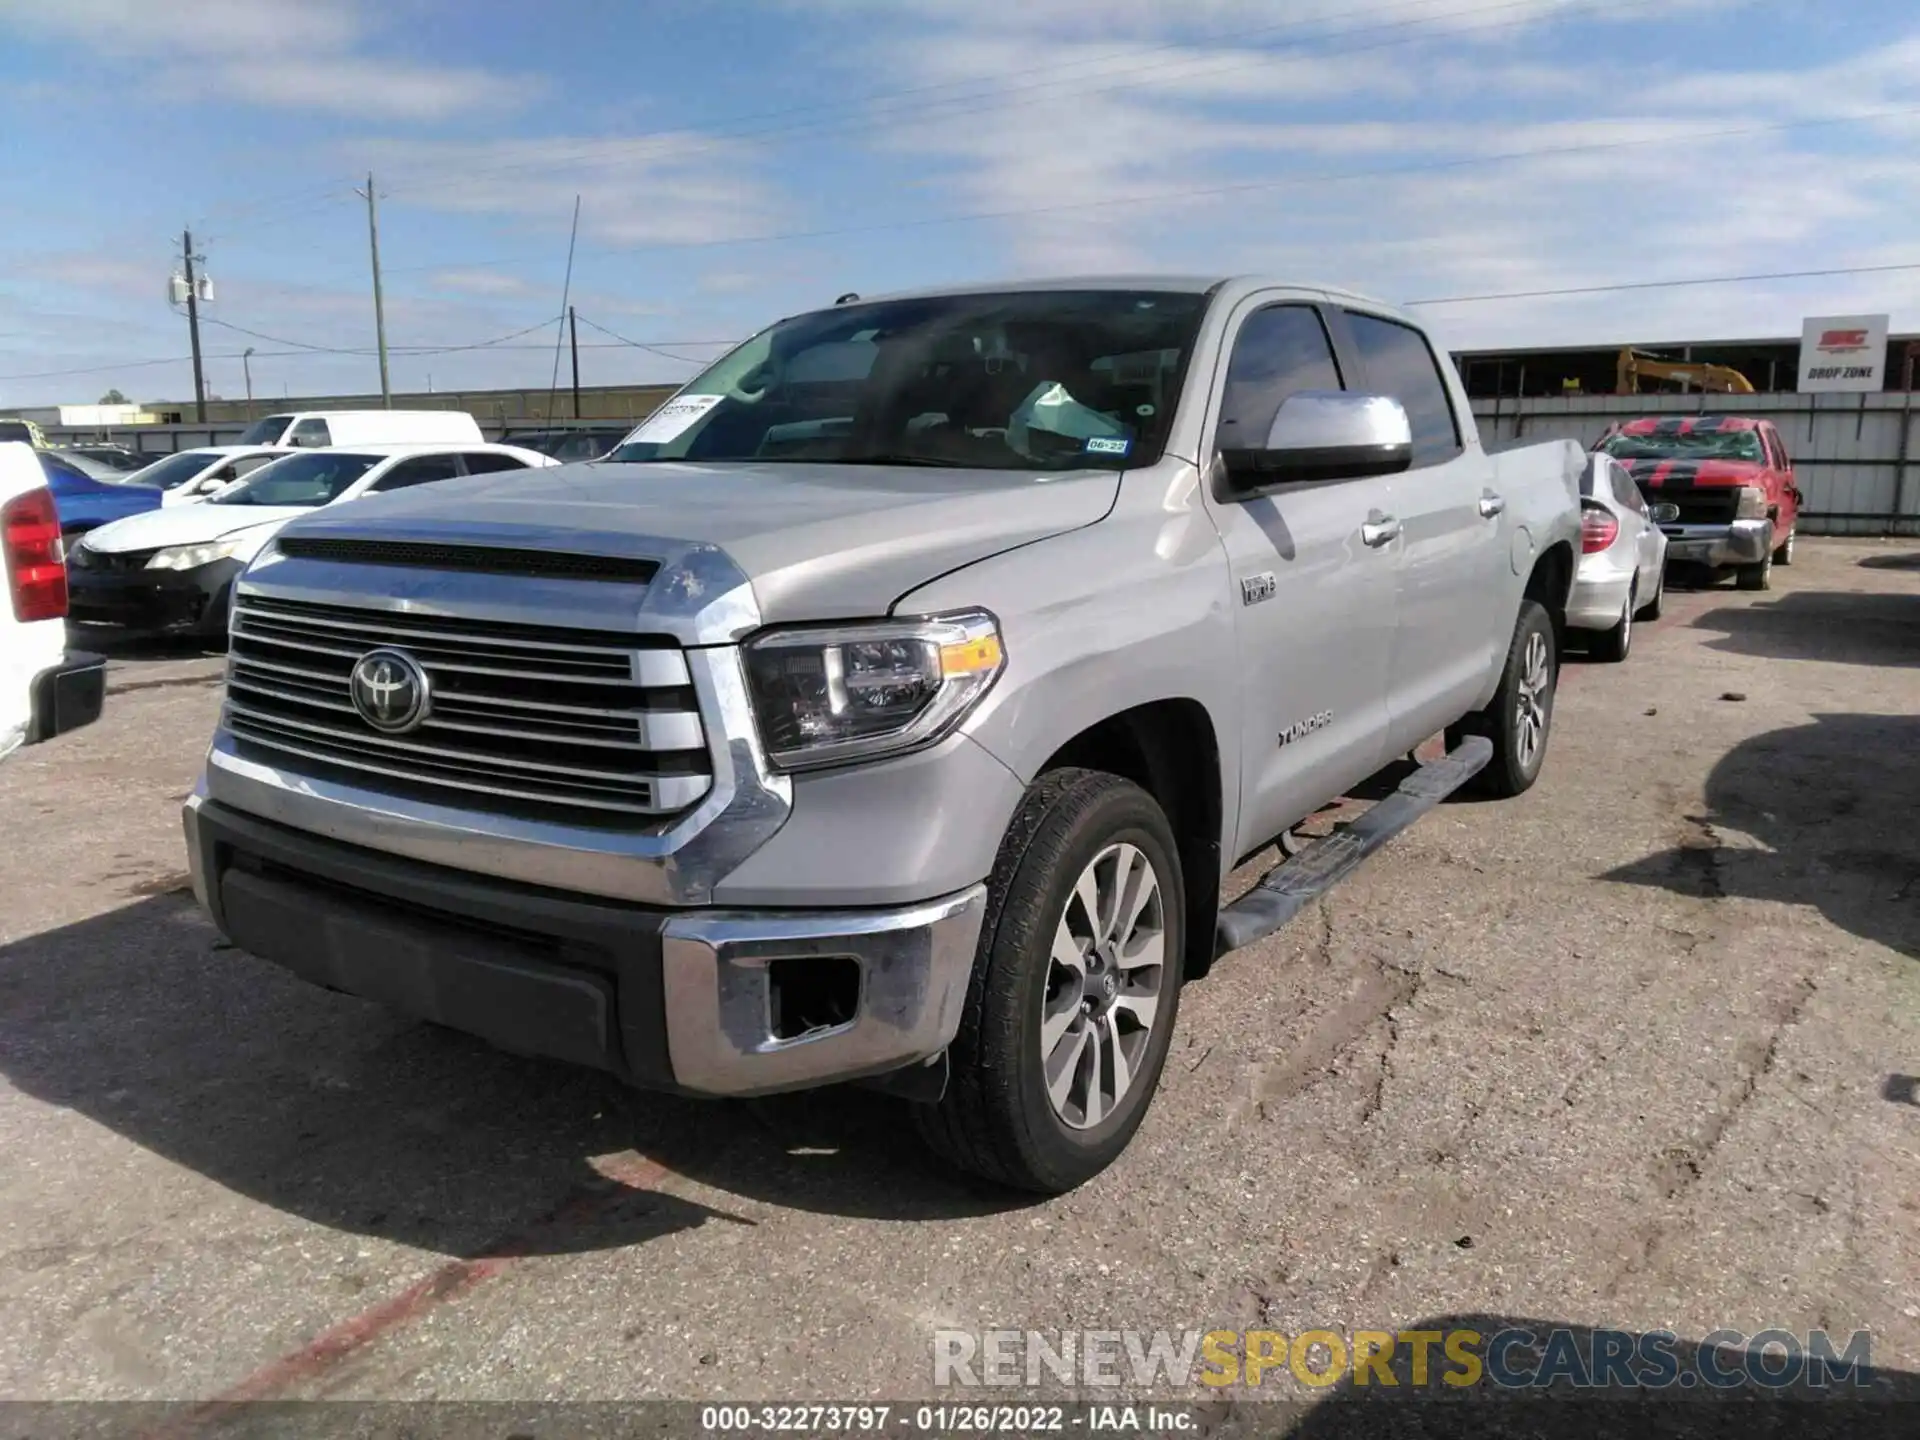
428;270;534;297
362;134;783;248
0;0;531;119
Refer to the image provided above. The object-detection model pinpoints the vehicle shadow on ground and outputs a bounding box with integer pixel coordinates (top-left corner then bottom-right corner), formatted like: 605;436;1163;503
0;894;1032;1260
1857;552;1920;572
1684;591;1920;668
1603;712;1919;960
1251;1313;1920;1440
70;627;223;661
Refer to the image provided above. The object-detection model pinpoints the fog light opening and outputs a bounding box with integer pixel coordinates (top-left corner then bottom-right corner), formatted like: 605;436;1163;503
768;956;861;1041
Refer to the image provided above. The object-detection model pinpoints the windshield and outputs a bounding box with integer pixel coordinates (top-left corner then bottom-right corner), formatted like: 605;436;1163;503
1599;428;1766;463
606;289;1209;472
208;451;380;507
129;450;223;490
236;414;293;445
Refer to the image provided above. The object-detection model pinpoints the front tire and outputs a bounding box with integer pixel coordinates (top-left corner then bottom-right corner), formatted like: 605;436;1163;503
1591;584;1634;664
1448;599;1557;799
1773;526;1796;566
1736;548;1773;591
912;768;1185;1194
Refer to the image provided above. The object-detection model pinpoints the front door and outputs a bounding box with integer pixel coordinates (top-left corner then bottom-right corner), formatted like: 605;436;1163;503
1337;308;1505;755
1201;297;1398;860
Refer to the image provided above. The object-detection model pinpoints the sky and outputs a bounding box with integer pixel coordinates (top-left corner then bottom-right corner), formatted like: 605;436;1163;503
2;0;1917;407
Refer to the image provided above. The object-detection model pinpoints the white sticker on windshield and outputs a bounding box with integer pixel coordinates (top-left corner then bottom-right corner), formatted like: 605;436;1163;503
628;393;724;444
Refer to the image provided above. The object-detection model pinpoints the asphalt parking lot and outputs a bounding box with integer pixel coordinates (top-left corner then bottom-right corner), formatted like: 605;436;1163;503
2;539;1917;1415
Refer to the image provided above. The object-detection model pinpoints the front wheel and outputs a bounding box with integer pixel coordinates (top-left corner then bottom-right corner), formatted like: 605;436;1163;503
1773;526;1796;566
1448;599;1557;799
1736;548;1773;591
912;768;1185;1194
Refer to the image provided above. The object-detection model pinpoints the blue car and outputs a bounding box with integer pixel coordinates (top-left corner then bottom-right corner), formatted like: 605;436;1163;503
39;451;162;537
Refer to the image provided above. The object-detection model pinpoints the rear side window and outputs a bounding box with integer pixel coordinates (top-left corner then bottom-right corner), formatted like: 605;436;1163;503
1764;426;1789;469
1216;304;1344;454
369;455;463;491
460;452;533;475
1342;312;1462;467
289;418;331;448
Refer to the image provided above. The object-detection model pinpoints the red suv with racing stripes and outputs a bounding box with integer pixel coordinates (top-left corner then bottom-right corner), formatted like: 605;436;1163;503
1594;416;1802;590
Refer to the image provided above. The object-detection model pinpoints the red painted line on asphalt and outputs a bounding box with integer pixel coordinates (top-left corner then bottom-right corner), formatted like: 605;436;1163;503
144;1151;674;1436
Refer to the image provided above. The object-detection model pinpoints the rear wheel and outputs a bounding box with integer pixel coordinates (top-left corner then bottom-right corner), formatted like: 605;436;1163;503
1636;565;1664;620
912;769;1185;1194
1591;583;1634;663
1448;599;1557;799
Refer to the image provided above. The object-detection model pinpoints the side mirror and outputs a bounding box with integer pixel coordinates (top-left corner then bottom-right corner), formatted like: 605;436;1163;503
1220;391;1413;493
1649;502;1680;524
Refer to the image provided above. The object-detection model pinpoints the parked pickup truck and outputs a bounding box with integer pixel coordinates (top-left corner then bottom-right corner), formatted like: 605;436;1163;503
1;443;105;761
183;278;1583;1192
1594;415;1801;590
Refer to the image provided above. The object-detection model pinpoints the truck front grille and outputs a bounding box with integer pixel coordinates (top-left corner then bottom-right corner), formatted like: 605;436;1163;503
225;594;712;825
1651;489;1739;527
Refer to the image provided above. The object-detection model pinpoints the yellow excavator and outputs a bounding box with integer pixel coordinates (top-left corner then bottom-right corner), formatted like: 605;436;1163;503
1616;349;1755;395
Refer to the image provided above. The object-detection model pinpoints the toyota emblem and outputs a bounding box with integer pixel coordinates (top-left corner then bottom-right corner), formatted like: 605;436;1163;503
349;648;431;734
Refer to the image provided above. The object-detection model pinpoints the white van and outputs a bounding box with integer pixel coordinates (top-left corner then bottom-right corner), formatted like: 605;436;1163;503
232;410;484;449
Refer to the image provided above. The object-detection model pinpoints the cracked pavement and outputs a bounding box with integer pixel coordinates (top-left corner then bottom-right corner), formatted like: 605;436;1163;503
0;539;1916;1409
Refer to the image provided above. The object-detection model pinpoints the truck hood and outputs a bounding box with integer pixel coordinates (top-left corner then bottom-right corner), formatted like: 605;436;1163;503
276;459;1122;623
1617;457;1766;489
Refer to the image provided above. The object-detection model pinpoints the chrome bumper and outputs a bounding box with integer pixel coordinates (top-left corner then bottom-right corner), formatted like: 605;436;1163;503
185;790;986;1098
1660;518;1772;568
661;889;986;1096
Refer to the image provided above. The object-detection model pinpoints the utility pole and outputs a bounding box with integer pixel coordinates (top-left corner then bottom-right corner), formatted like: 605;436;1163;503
569;306;581;419
181;229;207;422
354;173;392;408
242;347;255;415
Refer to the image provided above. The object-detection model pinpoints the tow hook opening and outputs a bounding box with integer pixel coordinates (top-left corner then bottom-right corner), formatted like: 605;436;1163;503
768;955;862;1041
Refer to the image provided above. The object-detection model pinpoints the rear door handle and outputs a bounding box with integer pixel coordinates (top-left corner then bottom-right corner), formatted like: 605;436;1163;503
1478;492;1506;518
1361;514;1402;548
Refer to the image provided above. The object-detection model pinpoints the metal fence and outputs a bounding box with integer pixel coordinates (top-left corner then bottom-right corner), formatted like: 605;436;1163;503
42;417;634;457
1471;392;1920;536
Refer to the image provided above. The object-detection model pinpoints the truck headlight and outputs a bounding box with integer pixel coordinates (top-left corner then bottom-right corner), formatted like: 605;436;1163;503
743;611;1005;770
146;537;242;571
1734;485;1770;521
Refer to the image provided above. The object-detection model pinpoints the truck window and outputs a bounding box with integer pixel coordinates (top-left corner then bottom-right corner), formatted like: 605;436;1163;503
1216;305;1343;455
1343;312;1463;467
237;414;295;445
1764;426;1789;469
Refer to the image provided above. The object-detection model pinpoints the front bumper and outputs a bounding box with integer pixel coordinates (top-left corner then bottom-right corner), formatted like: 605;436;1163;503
27;651;106;743
67;557;241;635
1659;519;1771;569
183;792;987;1098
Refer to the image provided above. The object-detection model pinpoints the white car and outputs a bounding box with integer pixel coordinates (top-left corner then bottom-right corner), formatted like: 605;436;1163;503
1568;451;1672;662
0;442;104;760
65;442;557;640
120;445;298;506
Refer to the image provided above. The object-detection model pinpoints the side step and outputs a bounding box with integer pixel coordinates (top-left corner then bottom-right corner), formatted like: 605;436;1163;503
1214;735;1493;957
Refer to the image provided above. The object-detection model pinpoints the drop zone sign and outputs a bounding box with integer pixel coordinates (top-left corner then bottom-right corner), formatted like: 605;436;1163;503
1797;314;1889;392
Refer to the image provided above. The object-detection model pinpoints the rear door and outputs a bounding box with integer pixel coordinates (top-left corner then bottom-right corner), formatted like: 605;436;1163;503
1335;307;1504;754
1201;295;1399;859
1763;423;1799;534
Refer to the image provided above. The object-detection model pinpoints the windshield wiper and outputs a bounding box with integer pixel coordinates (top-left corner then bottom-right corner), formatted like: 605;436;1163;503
834;453;974;469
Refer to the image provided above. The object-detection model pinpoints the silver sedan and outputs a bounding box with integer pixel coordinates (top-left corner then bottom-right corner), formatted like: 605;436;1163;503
1569;451;1670;662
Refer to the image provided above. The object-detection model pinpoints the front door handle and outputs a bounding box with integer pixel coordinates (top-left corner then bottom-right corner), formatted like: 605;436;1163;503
1361;514;1402;548
1478;492;1506;518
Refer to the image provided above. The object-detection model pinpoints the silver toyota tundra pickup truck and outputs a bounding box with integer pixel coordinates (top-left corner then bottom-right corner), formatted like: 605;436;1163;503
182;277;1584;1193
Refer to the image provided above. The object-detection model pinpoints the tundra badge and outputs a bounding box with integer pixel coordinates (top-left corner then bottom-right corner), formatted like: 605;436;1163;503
1278;711;1334;747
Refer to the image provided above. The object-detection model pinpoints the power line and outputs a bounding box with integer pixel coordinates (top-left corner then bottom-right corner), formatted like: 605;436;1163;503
386;103;1920;276
1405;260;1920;307
199;314;567;357
573;314;730;365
